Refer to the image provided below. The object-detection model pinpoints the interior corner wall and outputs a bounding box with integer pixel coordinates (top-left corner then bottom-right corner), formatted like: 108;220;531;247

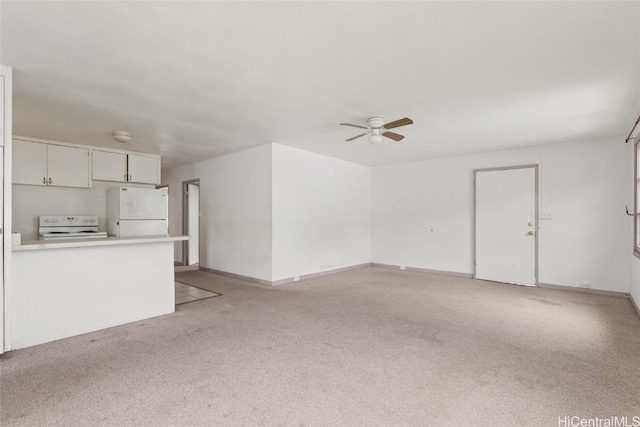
271;144;371;281
162;144;273;281
372;136;632;293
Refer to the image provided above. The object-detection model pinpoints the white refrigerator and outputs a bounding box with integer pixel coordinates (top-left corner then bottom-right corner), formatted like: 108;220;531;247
107;187;168;237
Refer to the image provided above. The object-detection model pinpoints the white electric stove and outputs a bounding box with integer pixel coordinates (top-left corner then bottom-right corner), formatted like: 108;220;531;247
39;215;108;240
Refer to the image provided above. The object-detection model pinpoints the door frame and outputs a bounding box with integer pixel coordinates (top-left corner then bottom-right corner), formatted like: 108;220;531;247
473;164;539;284
2;66;13;353
182;178;200;266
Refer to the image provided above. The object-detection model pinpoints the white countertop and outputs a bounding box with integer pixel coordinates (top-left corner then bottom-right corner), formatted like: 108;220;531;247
13;235;189;251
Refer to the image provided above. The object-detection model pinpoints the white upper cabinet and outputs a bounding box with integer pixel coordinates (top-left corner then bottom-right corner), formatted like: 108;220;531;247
13;139;48;186
13;137;160;187
47;144;90;188
127;154;159;185
13;140;90;188
92;150;128;182
92;151;160;185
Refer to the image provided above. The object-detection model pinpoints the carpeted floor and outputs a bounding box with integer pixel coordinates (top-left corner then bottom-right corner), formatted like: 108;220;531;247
1;267;639;426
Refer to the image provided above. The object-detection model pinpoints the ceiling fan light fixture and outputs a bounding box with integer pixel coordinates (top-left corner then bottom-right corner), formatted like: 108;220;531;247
340;117;413;143
112;131;131;144
369;134;383;145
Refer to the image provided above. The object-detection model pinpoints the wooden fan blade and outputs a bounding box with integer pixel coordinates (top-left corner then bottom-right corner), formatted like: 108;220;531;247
383;131;404;141
346;133;367;141
340;123;368;129
384;117;413;130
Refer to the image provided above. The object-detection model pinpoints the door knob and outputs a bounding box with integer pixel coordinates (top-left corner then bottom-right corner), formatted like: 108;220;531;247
527;231;534;236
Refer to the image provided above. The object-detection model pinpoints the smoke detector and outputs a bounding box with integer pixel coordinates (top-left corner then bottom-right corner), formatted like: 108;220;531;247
112;131;131;144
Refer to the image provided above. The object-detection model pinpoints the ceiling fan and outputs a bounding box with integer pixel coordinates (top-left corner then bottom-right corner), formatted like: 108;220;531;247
340;117;414;145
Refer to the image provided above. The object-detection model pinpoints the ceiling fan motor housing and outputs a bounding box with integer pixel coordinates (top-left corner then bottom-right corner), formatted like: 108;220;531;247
340;116;412;142
367;117;385;131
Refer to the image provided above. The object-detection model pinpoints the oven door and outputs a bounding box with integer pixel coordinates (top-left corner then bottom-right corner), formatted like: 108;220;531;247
39;230;107;240
40;232;73;240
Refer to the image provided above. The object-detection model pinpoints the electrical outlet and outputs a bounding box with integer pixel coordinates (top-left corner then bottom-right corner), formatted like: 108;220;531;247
294;276;300;282
400;265;406;270
578;282;591;289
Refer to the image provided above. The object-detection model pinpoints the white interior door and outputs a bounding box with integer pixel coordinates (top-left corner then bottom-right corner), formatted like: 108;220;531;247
187;183;199;266
475;166;537;286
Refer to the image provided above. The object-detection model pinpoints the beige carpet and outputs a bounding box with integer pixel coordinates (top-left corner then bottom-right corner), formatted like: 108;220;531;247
1;267;639;426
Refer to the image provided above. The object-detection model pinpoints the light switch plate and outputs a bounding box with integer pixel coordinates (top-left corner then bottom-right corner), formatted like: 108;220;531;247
539;211;553;220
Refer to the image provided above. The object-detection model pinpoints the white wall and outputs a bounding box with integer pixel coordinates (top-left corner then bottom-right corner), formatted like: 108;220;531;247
372;136;632;293
271;144;371;281
162;167;184;261
12;181;154;241
163;144;273;281
538;138;631;291
161;137;631;292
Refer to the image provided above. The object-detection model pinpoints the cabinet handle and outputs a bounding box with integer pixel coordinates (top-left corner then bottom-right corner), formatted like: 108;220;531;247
48;177;53;184
129;174;132;181
43;177;46;184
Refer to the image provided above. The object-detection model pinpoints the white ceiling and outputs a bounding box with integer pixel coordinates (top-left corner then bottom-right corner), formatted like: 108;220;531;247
2;1;639;169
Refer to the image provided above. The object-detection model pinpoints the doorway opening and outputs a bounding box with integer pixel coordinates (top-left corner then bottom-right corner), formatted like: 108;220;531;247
182;179;200;269
474;165;538;286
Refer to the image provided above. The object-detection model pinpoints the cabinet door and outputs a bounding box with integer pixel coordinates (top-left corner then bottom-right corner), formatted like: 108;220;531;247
13;139;47;185
128;154;159;185
47;144;90;188
92;150;128;182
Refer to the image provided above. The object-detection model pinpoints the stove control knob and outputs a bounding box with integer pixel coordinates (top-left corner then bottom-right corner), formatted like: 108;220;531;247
45;219;51;223
90;219;95;223
52;219;58;223
83;219;88;223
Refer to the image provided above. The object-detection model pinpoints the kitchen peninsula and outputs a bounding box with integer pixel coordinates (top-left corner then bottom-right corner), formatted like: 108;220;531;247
11;235;188;349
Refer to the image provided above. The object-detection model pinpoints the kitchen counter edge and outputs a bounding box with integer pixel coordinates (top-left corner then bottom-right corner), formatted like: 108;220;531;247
13;235;189;251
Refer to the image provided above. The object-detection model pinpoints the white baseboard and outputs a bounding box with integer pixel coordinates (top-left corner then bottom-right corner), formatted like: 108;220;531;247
535;282;630;298
198;263;372;287
195;265;640;320
270;263;372;286
371;263;473;279
198;267;273;286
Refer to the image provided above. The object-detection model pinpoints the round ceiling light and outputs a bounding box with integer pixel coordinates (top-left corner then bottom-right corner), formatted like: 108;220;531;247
112;131;131;143
369;134;383;145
